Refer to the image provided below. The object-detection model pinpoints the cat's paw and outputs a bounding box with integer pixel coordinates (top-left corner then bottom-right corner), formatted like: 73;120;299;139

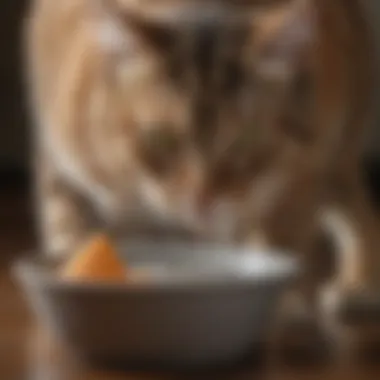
320;283;380;362
273;293;333;363
273;314;332;364
321;283;380;326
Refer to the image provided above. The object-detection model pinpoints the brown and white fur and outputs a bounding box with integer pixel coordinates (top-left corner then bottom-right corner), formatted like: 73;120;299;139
24;0;380;352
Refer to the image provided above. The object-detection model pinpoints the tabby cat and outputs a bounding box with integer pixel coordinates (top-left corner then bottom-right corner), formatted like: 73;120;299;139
25;0;380;351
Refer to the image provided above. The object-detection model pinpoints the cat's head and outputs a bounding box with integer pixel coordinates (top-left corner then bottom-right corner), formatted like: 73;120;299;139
96;0;315;226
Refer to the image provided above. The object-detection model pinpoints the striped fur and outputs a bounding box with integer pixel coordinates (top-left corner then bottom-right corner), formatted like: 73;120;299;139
25;0;380;349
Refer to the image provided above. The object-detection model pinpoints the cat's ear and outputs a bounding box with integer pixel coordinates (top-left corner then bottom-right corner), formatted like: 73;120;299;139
94;0;175;54
254;0;316;76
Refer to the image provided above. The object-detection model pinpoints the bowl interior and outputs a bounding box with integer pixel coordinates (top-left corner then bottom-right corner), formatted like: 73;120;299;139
119;240;298;281
14;240;299;289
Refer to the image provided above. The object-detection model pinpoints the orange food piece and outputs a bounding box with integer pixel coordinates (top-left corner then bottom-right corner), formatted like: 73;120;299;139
60;234;126;282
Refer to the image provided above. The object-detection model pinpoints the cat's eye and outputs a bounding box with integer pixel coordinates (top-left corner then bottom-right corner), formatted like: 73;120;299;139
138;127;185;175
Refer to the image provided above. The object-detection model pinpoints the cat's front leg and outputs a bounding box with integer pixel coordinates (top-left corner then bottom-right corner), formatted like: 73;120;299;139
319;163;380;359
245;168;332;360
34;150;98;260
275;250;333;361
247;225;332;362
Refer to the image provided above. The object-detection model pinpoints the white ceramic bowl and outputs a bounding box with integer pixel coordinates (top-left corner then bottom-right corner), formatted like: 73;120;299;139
13;240;299;370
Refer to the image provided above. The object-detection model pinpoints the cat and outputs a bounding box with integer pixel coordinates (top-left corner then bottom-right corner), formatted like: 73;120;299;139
24;0;380;353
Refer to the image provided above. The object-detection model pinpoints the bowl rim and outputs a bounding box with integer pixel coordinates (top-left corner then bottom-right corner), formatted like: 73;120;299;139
12;246;300;294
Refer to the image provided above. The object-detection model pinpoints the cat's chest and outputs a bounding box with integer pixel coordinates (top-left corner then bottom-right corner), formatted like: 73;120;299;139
52;141;243;238
50;125;318;248
51;117;292;241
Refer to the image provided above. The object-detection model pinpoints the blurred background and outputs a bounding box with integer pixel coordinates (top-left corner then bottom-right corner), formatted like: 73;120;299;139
0;0;33;261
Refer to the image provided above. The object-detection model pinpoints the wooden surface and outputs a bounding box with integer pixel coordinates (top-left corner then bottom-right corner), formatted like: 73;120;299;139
2;190;380;379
